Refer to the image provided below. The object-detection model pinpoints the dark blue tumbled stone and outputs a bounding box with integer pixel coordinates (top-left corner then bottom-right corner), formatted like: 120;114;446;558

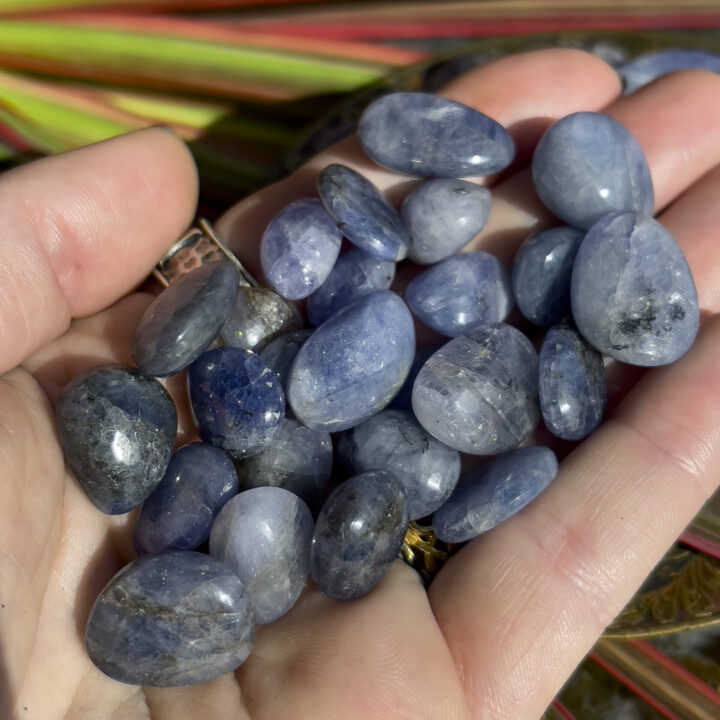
311;470;409;600
432;446;558;542
260;329;313;396
134;443;238;555
85;551;254;687
188;347;285;457
131;261;239;377
358;92;515;177
619;50;720;95
539;326;606;441
317;164;409;262
55;365;177;515
390;344;441;411
511;226;584;327
532;112;654;229
571;212;699;366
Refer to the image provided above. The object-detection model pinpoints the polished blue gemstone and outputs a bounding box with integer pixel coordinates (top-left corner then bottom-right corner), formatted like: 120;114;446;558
260;329;313;396
532;112;654;229
358;92;515;177
188;347;285;457
134;444;238;555
389;344;441;411
511;226;584;327
311;470;409;600
288;291;415;432
433;447;558;542
401;179;491;264
619;50;720;95
405;252;513;337
317;164;409;262
307;248;395;327
571;212;699;366
539;326;606;441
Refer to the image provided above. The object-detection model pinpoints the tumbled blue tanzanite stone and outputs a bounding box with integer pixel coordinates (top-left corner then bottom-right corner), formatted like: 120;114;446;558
134;443;238;555
260;329;313;395
405;252;513;337
55;365;177;515
338;409;460;520
311;470;409;600
511;226;584;327
358;92;515;177
619;50;720;95
85;551;254;687
188;347;285;457
307;248;395;327
260;198;342;300
317;164;409;262
401;179;491;264
412;323;539;455
432;446;558;543
571;212;699;366
288;291;415;432
532;112;654;229
210;487;313;625
539;326;606;441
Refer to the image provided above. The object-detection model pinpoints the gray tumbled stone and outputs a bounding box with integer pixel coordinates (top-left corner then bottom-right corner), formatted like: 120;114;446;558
619;50;720;95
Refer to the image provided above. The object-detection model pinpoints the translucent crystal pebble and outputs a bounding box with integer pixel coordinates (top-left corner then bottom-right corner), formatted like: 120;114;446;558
539;326;607;441
432;446;558;543
288;291;415;432
358;92;515;177
260;329;313;395
405;252;513;337
85;551;255;687
307;248;395;327
188;347;285;457
311;470;409;600
131;261;239;377
134;443;238;555
338;409;460;520
511;226;584;327
401;178;491;264
210;487;313;624
619;50;720;95
317;164;409;262
55;365;176;514
571;212;699;366
532;112;654;229
234;418;332;514
412;323;539;455
260;198;342;300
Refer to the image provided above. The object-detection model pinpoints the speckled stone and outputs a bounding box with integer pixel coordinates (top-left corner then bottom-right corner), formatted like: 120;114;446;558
260;329;314;395
401;179;491;264
619;50;720;95
55;365;177;515
570;212;699;366
358;92;515;177
288;291;415;432
210;487;313;624
85;551;255;687
412;323;539;455
311;470;409;600
432;446;558;542
134;444;238;555
532;112;654;229
317;164;409;262
405;252;513;337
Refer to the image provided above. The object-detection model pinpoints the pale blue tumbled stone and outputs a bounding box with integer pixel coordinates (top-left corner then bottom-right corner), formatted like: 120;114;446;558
619;50;720;95
317;164;409;262
311;470;409;600
260;329;313;395
405;252;513;337
432;446;558;543
401;179;491;264
307;248;395;327
412;323;539;455
532;112;654;229
358;92;515;177
571;212;699;366
210;487;313;625
539;326;606;441
260;198;342;300
288;291;415;432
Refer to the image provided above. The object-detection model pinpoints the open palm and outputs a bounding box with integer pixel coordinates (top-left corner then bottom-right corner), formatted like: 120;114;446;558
3;49;720;720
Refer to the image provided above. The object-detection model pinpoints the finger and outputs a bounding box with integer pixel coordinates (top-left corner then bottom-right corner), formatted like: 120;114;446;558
0;127;198;374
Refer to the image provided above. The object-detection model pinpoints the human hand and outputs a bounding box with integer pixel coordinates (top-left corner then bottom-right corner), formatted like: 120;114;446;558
3;48;720;720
